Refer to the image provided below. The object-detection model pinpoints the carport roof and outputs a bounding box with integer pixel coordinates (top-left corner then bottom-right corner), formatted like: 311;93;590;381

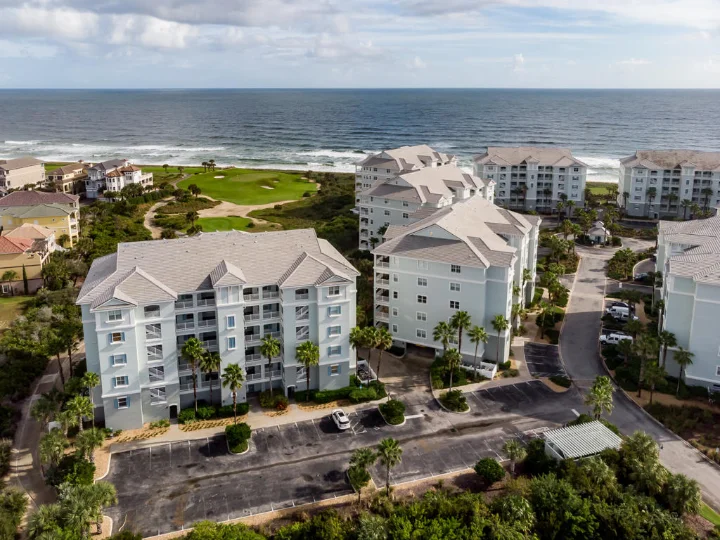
543;421;622;459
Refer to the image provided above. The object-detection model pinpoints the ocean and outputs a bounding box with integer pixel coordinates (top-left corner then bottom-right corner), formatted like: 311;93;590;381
1;89;720;183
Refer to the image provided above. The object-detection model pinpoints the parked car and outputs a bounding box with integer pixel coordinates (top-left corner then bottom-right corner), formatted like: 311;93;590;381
609;301;630;309
331;409;351;431
634;273;648;281
606;306;638;321
600;333;633;345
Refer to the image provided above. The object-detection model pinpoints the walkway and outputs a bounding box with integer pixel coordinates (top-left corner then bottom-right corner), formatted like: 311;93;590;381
560;244;720;511
143;199;169;239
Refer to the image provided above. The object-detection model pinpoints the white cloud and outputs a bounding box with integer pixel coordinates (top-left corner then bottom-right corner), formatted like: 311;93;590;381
307;34;383;61
108;15;198;49
513;53;525;72
0;6;99;40
409;56;427;69
617;58;651;65
0;39;57;58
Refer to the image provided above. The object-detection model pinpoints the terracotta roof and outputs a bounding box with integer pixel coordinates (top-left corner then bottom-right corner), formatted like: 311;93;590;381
0;191;78;206
0;236;34;254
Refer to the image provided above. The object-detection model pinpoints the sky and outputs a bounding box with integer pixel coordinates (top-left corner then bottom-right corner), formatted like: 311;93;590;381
1;0;719;88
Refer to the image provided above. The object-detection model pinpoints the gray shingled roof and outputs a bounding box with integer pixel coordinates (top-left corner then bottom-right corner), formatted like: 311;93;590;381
88;159;128;172
0;157;43;170
474;147;587;168
78;229;359;309
661;216;720;285
362;184;421;203
0;191;78;206
356;145;455;171
0;203;74;218
621;150;720;171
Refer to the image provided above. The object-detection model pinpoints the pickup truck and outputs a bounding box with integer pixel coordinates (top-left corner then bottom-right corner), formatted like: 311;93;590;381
600;333;633;345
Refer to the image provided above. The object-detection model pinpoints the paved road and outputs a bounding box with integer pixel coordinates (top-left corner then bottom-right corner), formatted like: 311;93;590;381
560;244;720;510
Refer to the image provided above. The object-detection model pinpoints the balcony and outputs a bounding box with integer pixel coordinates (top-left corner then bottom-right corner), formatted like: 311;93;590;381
180;381;204;392
375;310;389;321
146;330;162;340
197;298;216;307
150;388;166;404
244;293;260;301
201;339;218;349
198;319;216;328
263;290;279;299
149;367;165;383
376;260;390;268
247;372;264;381
376;278;389;286
263;310;280;320
375;294;389;305
175;299;194;309
244;313;261;322
360;231;369;239
176;321;195;331
178;361;190;372
295;292;309;300
245;354;263;366
245;334;261;344
144;308;161;319
264;330;282;339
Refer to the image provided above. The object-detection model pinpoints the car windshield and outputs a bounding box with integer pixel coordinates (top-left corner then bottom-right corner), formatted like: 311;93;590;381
336;414;349;423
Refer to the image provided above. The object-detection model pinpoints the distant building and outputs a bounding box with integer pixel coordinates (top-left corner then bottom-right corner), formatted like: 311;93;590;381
0;191;80;247
657;215;720;393
474;147;587;212
619;150;720;219
372;196;540;363
0;233;52;295
543;421;622;461
0;157;46;193
47;163;88;195
85;159;152;199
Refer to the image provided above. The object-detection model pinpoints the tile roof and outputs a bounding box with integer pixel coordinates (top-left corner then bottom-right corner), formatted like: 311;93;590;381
78;229;359;309
661;216;720;285
4;223;54;240
356;145;455;172
621;150;720;171
0;236;34;254
474;147;587;168
0;191;78;206
0;157;43;170
0;203;74;219
49;163;86;176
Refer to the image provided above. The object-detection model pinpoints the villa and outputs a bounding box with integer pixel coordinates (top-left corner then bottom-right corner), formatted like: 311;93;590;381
0;156;46;193
47;162;88;195
0;191;80;247
85;159;153;199
77;229;359;430
0;232;53;295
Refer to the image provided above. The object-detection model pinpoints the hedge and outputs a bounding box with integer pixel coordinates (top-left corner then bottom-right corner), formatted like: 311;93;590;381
295;380;386;404
379;399;405;425
259;391;289;410
226;423;252;454
179;403;250;424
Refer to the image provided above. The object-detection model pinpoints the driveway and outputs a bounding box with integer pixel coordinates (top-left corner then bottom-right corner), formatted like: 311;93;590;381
560;244;720;510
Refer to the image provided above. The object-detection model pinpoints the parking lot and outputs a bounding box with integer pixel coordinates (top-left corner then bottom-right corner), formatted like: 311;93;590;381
523;343;566;378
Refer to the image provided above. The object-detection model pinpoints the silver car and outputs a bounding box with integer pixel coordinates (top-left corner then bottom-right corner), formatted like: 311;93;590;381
331;408;351;431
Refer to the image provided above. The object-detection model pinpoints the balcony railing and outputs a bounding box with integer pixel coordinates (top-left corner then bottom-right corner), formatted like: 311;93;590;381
375;295;389;304
178;362;190;372
263;291;279;299
376;278;389;286
264;331;282;339
295;293;309;300
146;331;162;340
175;300;194;309
245;354;263;365
201;339;218;348
269;370;282;378
245;334;261;344
176;321;195;331
376;261;389;268
149;368;165;382
296;331;310;341
197;298;216;307
198;319;217;328
375;311;389;321
244;293;260;301
244;313;260;322
263;311;280;320
180;381;203;391
144;309;161;319
247;372;264;381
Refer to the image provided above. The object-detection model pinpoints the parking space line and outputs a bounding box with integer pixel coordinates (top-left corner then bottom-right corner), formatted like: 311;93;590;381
310;418;322;439
571;409;580;416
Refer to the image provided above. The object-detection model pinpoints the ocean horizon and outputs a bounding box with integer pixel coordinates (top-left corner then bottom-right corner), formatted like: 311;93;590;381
2;88;720;183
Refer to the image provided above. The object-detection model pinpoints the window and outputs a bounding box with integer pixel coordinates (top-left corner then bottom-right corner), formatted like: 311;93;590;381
417;295;427;304
296;325;310;340
716;366;720;376
392;307;398;316
392;324;398;333
402;213;409;219
144;305;160;318
393;291;398;299
416;312;427;321
109;332;125;344
402;201;409;207
115;397;129;409
150;387;166;404
328;346;341;357
450;300;460;309
147;345;163;361
110;354;127;366
227;336;237;350
393;274;398;282
113;376;129;388
328;325;341;337
417;277;427;287
384;210;390;216
328;305;342;317
328;286;340;297
450;282;461;292
107;310;123;322
416;329;427;339
451;264;461;274
1;284;10;294
329;364;340;375
417;260;429;270
227;315;236;329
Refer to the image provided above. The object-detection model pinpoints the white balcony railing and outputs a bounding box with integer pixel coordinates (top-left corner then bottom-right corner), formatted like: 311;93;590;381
263;291;279;299
146;331;162;340
376;278;389;286
245;354;263;365
180;381;203;391
263;311;280;320
245;334;261;343
295;293;309;300
176;321;195;331
375;311;389;321
244;313;260;322
375;295;389;304
269;370;282;378
264;331;281;339
296;331;310;341
244;293;260;301
197;298;216;307
201;340;218;348
376;261;389;268
149;367;165;382
198;319;217;328
178;362;190;372
175;300;194;309
144;309;161;319
247;373;263;381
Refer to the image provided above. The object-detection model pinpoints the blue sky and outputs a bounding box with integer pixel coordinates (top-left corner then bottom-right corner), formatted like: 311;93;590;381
1;0;719;88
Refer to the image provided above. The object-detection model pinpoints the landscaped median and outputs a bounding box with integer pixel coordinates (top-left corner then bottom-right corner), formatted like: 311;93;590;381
225;422;252;454
378;399;406;426
439;389;470;413
178;403;250;431
295;376;387;408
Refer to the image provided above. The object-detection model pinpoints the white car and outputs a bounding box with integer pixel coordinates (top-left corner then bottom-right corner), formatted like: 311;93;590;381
600;333;633;345
331;409;351;431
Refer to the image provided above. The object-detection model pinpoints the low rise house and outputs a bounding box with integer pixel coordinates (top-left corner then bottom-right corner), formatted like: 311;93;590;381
587;220;611;245
85;159;152;199
0;234;52;295
5;223;57;252
657;215;720;393
372;196;539;364
0;157;46;192
0;191;80;247
77;229;359;430
47;163;88;195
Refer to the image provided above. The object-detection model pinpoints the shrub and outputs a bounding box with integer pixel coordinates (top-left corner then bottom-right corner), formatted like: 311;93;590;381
274;395;289;411
196;406;215;420
379;399;405;425
549;375;571;388
48;454;95;487
149;418;170;429
178;409;196;425
298;381;386;404
474;457;505;485
259;391;289;410
524;438;557;476
498;361;511;371
348;464;372;492
109;532;143;540
349;387;378;403
246;222;255;228
502;369;520;378
611;236;622;246
302;191;311;197
274;204;283;210
440;389;469;412
226;423;252;454
545;329;560;344
532;287;545;306
0;441;11;478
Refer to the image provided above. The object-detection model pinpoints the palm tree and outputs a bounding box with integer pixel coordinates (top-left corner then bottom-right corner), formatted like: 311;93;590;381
643;361;666;405
74;428;105;463
565;200;576;218
178;165;185;176
617;338;634;367
201;161;209;172
468;325;489;380
585;375;614;419
31;395;60;429
260;335;281;397
667;192;678;214
296;341;320;401
349;326;368;366
222;363;245;424
491;315;509;365
199;351;221;405
502;439;526;475
81;372;100;428
690;202;701;219
701;187;714;209
645;187;657;217
450;310;471;354
39;429;68;473
674;347;694;396
665;474;702;516
443;348;462;391
349;447;377;503
556;201;565;226
681;199;692;220
27;503;63;538
624;318;643;339
377;438;402;497
622;191;630;216
372;326;393;386
56;409;78;437
433;321;454;356
186;210;199;229
66;395;93;432
162;163;169;174
1;270;17;295
208;159;216;171
181;337;205;412
657;330;677;369
188;184;202;199
542;188;552;211
633;335;658;398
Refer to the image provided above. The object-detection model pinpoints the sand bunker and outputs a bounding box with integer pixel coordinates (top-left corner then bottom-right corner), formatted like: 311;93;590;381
261;186;274;190
214;175;224;178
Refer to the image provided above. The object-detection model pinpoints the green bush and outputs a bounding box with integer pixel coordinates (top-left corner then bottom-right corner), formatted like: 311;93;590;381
0;488;27;540
524;438;557;476
148;418;170;429
178;409;196;424
440;389;469;412
226;423;252;454
297;380;386;404
611;236;622;246
196;406;215;420
430;358;487;389
549;375;571;388
48;454;95;487
545;329;560;344
349;387;378;403
109;531;143;540
532;287;545;306
0;441;10;478
379;399;406;425
568;413;621;435
498;361;511;371
502;369;520;378
259;390;289;410
474;457;505;485
216;403;249;417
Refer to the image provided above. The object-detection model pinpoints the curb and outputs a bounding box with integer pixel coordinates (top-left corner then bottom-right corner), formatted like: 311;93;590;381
377;405;406;427
226;433;251;456
428;371;470;414
94;448;112;481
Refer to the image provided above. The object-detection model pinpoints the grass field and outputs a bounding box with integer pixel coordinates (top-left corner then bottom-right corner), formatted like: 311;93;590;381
141;165;205;185
701;503;720;527
196;216;252;231
43;162;71;172
0;296;30;330
178;168;317;205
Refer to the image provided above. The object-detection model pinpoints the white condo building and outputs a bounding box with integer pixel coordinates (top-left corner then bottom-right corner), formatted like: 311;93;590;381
620;150;720;219
85;159;153;199
657;216;720;394
372;196;540;364
77;230;359;430
474;147;587;212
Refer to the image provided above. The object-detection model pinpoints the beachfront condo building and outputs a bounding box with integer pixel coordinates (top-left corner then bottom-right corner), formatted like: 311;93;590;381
473;147;587;212
619;151;720;219
357;165;495;250
656;215;720;394
0;157;45;193
372;196;540;364
77;229;359;430
85;159;153;199
48;163;88;195
0;191;80;247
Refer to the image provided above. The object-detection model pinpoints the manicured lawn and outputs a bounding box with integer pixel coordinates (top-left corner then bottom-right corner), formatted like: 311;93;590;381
141;165;205;185
178;168;316;205
44;162;70;172
701;503;720;527
0;296;30;330
196;216;252;231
